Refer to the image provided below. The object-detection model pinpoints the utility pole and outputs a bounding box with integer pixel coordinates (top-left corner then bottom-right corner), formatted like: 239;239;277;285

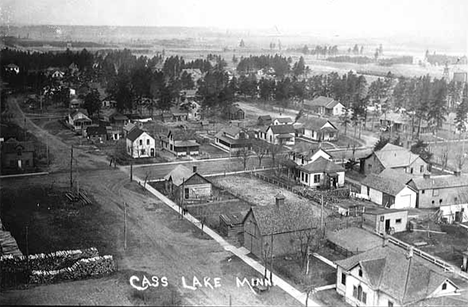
320;195;324;233
46;135;49;167
130;161;133;181
124;202;127;250
70;145;73;190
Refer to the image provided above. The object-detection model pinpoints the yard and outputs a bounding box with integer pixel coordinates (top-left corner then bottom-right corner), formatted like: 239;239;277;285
393;222;468;268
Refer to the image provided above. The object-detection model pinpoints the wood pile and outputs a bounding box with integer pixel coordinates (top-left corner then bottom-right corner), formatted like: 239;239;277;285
0;230;23;257
64;192;92;206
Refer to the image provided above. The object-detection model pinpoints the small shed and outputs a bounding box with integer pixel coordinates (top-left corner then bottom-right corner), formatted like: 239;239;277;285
219;211;247;238
362;208;408;234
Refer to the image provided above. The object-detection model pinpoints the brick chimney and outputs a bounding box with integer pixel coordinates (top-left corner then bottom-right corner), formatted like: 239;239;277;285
193;166;197;173
275;193;285;208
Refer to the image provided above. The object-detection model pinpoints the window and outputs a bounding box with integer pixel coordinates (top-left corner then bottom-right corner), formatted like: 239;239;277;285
420;165;424;173
433;189;439;196
358;268;363;277
410;167;414;174
184;188;189;199
341;273;346;286
368;163;372;170
329;132;335;138
140;149;146;155
442;283;447;290
439;199;443;204
388;301;394;307
422;190;425;194
357;285;363;300
432;200;435;205
396;219;402;224
353;286;358;298
25;160;30;166
314;174;320;183
301;173;304;181
301;157;304;164
362;291;367;304
139;139;143;146
305;174;309;183
147;139;150;145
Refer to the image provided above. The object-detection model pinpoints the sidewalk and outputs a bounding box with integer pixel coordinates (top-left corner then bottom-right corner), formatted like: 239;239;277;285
120;165;322;306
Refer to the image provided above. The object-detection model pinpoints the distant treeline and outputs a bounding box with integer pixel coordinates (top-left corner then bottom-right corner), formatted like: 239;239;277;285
378;56;413;66
2;36;107;48
426;54;467;65
326;56;374;64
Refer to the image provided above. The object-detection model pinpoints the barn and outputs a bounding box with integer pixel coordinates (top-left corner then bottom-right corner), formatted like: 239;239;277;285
164;165;212;203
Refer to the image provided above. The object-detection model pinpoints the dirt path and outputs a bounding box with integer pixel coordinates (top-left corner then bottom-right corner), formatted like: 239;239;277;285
6;96;109;172
1;97;301;306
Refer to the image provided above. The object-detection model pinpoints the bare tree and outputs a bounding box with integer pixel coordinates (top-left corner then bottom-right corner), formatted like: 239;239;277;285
252;139;269;167
144;169;152;188
441;144;450;171
236;146;251;170
268;143;284;166
455;152;466;171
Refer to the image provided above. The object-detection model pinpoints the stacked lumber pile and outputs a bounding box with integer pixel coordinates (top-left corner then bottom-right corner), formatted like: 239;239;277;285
0;224;23;257
64;191;92;206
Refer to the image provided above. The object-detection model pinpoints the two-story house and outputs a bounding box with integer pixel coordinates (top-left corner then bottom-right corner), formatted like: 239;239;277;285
360;143;429;176
126;128;156;158
1;138;35;171
335;243;462;307
265;124;295;146
297;156;345;189
214;126;251;152
407;172;468;209
295;118;338;141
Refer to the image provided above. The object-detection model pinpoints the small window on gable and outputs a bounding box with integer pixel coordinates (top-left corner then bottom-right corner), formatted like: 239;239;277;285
410;167;414;174
358;268;363;277
139;139;143;146
396;219;402;224
442;282;447;290
420;165;424;173
388;301;394;307
147;139;150;145
422;190;425;194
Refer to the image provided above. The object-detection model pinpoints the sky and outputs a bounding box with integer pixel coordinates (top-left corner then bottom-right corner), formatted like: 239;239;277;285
1;0;467;39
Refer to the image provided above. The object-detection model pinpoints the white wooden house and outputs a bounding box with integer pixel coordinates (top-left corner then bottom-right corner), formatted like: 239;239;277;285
126;128;156;158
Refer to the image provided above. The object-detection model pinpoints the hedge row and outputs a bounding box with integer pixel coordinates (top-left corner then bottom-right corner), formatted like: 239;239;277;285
0;247;99;272
29;255;115;284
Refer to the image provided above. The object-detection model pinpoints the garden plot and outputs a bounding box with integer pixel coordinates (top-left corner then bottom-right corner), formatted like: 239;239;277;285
211;175;327;216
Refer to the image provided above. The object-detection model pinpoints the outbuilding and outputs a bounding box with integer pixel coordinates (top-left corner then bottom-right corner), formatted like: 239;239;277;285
362;208;408;234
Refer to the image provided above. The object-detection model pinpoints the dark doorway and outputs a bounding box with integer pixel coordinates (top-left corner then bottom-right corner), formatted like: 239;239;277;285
385;219;391;232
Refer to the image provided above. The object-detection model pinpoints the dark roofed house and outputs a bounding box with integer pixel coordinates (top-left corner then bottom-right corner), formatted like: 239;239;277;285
243;194;317;258
1;138;35;172
214;126;251;152
226;105;245;120
303;96;344;116
265;124;295;146
170;107;189;122
220;211;248;238
85;126;108;143
161;129;200;157
257;115;272;126
335;244;463;307
360;172;417;209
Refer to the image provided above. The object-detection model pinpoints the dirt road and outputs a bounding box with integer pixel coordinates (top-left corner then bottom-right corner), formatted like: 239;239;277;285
1;97;301;306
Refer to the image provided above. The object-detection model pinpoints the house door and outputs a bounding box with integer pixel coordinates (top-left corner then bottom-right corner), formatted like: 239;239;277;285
150;148;155;157
385;219;391;232
17;160;22;169
455;211;462;222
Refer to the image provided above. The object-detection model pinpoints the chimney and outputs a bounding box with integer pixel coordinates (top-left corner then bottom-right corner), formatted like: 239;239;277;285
407;246;414;259
382;234;388;247
192;166;197;173
275;193;285;208
423;172;430;179
454;169;461;177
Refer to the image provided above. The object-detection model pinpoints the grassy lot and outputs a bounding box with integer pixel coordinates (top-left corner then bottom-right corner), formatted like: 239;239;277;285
393;223;468;267
428;140;468;172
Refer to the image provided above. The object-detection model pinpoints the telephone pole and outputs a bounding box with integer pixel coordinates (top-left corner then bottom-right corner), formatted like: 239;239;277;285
124;202;127;250
70;145;73;189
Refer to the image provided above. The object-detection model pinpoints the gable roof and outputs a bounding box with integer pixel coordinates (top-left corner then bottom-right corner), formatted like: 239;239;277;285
70;108;89;118
274;117;293;124
297;117;337;131
163;165;192;186
290;143;331;160
127;128;148;142
335;244;458;305
269;124;295;134
258;115;272;120
247;199;317;236
374;143;421;168
227;105;244;113
304;96;338;108
298;156;344;174
361;173;408;196
408;174;468;190
1;138;34;153
123;122;137;132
